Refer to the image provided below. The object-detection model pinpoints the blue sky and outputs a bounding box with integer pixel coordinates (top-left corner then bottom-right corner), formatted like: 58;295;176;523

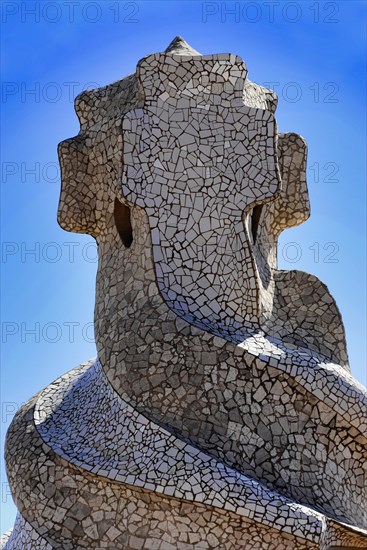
1;0;366;531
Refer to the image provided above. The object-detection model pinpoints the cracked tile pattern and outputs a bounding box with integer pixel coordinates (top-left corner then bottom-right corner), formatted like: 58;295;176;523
121;51;280;335
34;360;324;537
319;519;367;549
3;36;366;549
3;358;366;548
3;381;320;550
1;514;51;549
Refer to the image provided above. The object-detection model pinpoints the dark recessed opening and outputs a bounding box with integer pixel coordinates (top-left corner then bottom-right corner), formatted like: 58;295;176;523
114;197;133;248
251;205;263;244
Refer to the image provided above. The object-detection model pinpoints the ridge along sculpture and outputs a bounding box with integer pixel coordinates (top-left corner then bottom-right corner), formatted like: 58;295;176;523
2;37;367;550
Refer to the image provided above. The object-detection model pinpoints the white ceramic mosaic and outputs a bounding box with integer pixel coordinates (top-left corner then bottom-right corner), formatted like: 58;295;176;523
2;37;366;549
121;52;280;337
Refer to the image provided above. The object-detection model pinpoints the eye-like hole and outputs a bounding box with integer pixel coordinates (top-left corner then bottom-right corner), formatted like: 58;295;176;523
251;205;263;244
114;198;133;248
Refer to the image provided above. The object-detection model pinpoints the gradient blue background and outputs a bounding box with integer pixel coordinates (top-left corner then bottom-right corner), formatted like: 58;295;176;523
1;0;366;532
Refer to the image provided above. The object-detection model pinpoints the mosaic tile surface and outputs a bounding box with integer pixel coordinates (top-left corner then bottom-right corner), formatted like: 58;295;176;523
2;381;320;549
1;514;51;549
3;37;366;549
